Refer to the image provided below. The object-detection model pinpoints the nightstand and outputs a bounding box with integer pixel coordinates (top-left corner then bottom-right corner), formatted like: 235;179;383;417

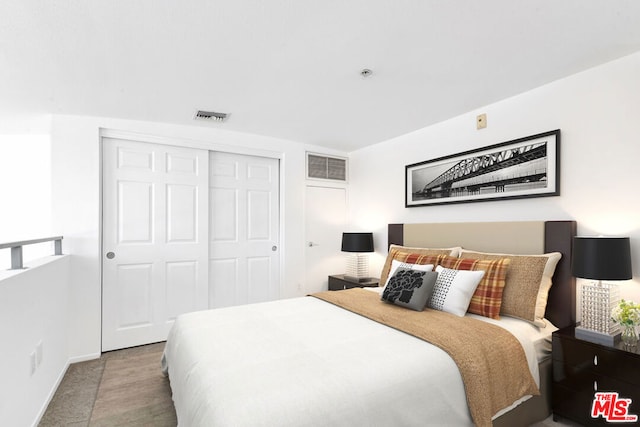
552;325;640;425
328;275;379;291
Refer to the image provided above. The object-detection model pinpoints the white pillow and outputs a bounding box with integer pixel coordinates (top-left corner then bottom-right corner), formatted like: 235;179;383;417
383;259;434;288
428;266;485;317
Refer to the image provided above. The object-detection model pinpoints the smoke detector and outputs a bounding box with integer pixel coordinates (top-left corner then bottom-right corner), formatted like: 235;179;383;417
194;110;229;122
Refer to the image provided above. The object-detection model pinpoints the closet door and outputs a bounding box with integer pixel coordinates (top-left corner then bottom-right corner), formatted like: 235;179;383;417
102;138;209;351
209;152;280;308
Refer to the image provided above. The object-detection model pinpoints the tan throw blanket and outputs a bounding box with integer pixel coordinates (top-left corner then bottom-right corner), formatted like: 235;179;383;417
312;288;539;427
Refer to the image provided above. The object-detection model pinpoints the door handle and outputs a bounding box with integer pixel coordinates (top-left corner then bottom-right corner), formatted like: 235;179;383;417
106;252;115;259
308;242;319;247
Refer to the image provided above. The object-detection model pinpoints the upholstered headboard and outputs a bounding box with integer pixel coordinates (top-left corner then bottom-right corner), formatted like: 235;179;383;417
388;220;576;329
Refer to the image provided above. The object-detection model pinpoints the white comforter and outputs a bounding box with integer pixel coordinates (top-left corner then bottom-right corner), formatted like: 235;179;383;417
162;295;544;426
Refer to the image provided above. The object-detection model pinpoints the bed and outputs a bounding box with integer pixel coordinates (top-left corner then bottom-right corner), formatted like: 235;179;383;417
162;220;576;426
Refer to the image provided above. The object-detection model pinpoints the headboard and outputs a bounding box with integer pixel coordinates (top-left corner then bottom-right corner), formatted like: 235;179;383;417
388;220;577;329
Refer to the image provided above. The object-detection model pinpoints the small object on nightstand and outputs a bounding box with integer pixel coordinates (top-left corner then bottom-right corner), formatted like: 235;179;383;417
611;299;640;348
328;274;379;291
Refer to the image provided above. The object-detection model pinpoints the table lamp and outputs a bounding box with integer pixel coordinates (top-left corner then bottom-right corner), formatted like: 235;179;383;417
572;236;632;345
341;232;374;282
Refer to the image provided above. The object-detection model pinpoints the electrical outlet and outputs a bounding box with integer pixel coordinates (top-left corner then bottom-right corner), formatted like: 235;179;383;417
36;341;43;367
30;351;37;376
476;113;487;129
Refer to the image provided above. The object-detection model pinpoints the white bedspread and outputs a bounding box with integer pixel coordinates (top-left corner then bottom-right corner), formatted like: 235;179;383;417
162;296;541;426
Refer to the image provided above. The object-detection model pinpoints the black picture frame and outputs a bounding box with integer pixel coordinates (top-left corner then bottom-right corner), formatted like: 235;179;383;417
405;129;560;207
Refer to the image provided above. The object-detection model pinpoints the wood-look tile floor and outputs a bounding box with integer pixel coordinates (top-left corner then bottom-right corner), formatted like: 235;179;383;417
39;342;176;427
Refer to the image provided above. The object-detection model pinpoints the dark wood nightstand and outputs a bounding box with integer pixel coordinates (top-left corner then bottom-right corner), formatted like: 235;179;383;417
552;325;640;425
328;275;379;291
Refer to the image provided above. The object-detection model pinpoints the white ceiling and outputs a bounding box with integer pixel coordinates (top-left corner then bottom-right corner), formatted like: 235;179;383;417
3;1;640;151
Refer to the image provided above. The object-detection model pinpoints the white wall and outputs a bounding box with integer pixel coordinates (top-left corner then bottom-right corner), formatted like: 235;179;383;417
349;51;640;303
50;115;347;360
0;255;70;427
0;134;52;268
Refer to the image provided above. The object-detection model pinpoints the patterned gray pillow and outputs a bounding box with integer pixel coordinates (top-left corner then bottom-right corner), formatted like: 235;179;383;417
381;268;438;311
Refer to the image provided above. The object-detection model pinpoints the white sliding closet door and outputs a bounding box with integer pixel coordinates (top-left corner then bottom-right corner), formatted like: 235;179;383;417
102;138;209;351
209;151;280;308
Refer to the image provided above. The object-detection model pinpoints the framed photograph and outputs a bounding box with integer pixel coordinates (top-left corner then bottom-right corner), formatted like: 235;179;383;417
405;129;560;207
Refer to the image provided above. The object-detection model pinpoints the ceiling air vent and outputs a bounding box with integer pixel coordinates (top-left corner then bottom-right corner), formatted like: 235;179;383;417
307;152;347;182
194;110;229;122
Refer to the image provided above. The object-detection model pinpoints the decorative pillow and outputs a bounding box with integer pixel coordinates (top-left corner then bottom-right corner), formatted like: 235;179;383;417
428;266;485;317
439;255;511;319
459;249;562;327
381;268;438;311
383;259;434;288
379;245;459;286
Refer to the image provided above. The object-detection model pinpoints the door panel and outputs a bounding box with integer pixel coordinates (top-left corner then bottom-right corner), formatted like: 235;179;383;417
117;263;153;328
209;258;237;308
248;190;271;239
167;184;197;242
167;152;198;174
165;261;198;320
102;138;209;351
118;181;154;243
118;146;154;170
209;152;280;309
210;187;237;240
248;256;272;303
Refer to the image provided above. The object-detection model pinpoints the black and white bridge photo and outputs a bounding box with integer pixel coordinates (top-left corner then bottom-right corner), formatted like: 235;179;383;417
405;130;560;207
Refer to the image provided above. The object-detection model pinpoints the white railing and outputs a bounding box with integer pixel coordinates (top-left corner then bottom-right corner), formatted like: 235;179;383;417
0;236;63;269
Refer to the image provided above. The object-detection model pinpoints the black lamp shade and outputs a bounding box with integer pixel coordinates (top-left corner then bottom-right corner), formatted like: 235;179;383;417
571;237;632;280
341;232;374;253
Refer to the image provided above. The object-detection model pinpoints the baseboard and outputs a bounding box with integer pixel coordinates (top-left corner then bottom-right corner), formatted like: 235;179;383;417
68;352;101;364
31;360;70;427
31;352;102;426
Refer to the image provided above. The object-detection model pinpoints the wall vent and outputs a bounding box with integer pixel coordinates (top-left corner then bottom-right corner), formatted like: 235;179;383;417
306;152;347;182
194;110;229;122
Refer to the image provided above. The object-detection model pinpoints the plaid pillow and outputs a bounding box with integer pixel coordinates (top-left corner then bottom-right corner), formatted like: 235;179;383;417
379;245;449;286
459;250;561;327
439;255;511;319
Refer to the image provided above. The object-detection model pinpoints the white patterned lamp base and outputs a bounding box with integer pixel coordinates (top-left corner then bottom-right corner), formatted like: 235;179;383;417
577;281;620;345
344;253;370;282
